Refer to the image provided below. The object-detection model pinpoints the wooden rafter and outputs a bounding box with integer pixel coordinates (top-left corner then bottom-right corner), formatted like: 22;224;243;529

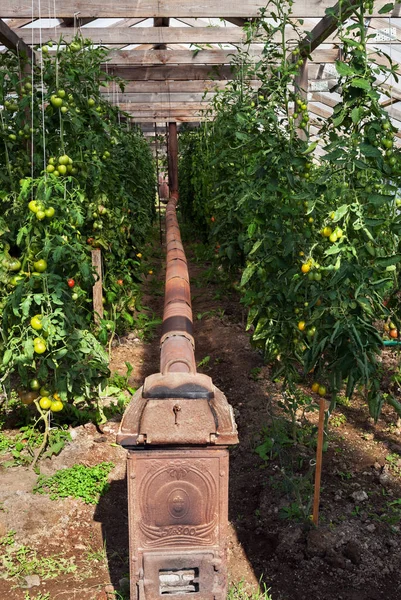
0;18;34;61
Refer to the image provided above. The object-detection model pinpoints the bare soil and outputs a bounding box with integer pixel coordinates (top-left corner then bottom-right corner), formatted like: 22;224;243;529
1;226;401;600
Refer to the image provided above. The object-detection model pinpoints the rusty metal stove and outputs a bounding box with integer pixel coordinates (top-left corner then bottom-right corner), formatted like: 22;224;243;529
117;186;238;599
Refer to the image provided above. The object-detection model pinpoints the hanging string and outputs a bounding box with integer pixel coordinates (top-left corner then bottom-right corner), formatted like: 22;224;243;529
53;0;57;39
389;12;393;113
37;0;47;174
31;0;35;181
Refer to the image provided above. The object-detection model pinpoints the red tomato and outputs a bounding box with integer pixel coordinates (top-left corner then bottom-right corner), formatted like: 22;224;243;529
67;278;75;288
117;279;123;286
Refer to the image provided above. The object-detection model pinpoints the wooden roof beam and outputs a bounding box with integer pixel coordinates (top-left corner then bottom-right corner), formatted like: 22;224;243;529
0;18;34;61
299;0;363;56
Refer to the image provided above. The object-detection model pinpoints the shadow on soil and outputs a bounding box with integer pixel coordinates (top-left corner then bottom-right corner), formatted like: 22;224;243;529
94;476;130;591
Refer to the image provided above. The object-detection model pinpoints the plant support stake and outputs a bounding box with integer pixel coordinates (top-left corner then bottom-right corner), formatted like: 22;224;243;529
312;397;326;526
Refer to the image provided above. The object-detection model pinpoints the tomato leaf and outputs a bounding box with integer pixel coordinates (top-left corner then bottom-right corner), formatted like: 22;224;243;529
241;263;257;287
375;254;401;268
350;78;371;90
2;349;12;366
378;3;394;14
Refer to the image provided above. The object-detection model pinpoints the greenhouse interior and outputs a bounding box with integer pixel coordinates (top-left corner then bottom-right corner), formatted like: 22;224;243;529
1;2;401;600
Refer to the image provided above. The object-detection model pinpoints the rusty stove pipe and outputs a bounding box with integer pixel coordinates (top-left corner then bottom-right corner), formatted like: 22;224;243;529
160;192;196;376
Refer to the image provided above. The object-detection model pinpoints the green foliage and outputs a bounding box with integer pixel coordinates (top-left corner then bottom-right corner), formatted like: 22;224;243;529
1;545;77;580
179;0;401;421
0;530;16;546
0;425;71;467
0;35;155;426
227;581;273;600
33;461;114;504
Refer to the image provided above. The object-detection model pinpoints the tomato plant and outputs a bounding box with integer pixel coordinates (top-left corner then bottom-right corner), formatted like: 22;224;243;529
179;0;401;423
0;34;155;434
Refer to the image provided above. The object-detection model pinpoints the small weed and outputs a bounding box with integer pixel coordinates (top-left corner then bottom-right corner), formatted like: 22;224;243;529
108;363;135;395
86;542;107;563
351;505;361;517
279;501;308;522
24;593;51;600
378;499;401;526
0;431;10;452
338;470;353;480
2;545;76;580
386;453;401;476
330;413;347;428
197;355;211;369
1;426;71;467
33;462;114;504
227;580;273;600
336;395;351;408
0;529;16;546
250;367;262;381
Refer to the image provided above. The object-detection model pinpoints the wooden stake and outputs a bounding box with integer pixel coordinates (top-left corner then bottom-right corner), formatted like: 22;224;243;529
91;248;103;324
312;397;326;526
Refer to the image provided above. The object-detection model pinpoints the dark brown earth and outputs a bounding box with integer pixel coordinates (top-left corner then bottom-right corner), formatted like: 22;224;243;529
1;221;401;600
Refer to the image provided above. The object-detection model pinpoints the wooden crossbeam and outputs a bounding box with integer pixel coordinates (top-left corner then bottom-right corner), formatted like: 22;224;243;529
130;117;209;124
101;47;400;69
299;0;363;56
117;102;209;112
16;27;401;48
105;48;250;65
101;92;215;103
16;26;247;45
0;0;398;19
103;64;238;80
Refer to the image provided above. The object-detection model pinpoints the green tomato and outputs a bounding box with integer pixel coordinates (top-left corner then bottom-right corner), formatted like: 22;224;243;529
46;164;55;173
8;258;21;272
45;207;55;218
39;396;52;410
57;164;67;175
10;275;24;286
36;210;46;221
30;378;41;391
33;338;47;354
57;89;66;98
58;155;70;166
50;95;63;108
33;259;47;273
50;400;64;412
382;138;393;149
30;315;43;330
